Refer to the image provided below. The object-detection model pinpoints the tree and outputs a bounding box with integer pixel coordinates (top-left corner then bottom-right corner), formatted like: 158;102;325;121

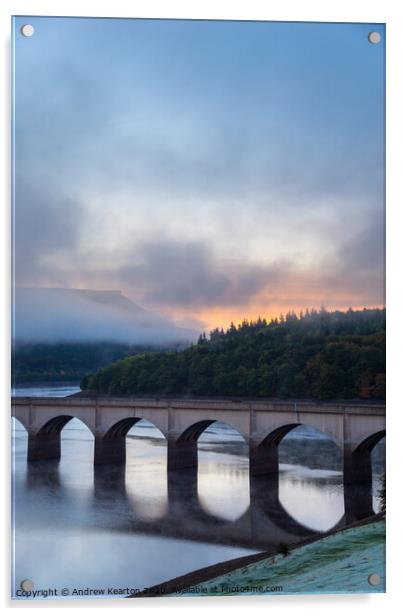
83;308;385;400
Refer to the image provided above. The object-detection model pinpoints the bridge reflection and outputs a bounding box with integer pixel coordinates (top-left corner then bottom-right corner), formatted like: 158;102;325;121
23;460;348;551
90;467;328;550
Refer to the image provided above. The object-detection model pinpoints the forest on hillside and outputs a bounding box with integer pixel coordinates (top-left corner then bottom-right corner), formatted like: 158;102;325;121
12;342;184;385
81;308;386;400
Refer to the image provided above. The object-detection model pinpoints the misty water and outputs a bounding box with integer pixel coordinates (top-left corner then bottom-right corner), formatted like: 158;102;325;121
11;385;385;600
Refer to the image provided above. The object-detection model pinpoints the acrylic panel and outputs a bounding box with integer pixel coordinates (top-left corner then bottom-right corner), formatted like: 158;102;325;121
11;16;386;600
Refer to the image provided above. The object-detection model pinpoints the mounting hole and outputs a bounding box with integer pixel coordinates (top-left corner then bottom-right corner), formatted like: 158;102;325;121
20;579;34;591
368;31;381;44
368;573;381;586
21;24;35;38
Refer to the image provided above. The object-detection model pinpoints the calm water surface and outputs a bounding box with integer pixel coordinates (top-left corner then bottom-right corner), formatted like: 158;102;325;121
12;385;384;600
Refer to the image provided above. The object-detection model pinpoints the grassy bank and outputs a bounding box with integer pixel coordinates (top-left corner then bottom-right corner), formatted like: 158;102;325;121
132;515;385;597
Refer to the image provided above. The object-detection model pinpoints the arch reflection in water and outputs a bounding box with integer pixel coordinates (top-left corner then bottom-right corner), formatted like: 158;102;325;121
18;418;95;528
197;421;250;521
278;425;344;531
92;461;318;550
125;419;168;521
13;415;96;488
58;418;95;488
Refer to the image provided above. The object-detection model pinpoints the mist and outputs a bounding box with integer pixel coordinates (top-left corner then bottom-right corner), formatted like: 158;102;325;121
13;288;197;345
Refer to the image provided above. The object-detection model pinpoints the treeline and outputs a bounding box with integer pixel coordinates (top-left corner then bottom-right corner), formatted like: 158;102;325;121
82;308;386;400
12;342;182;385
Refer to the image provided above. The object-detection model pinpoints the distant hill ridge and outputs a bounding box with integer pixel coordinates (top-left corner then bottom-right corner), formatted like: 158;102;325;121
36;288;148;315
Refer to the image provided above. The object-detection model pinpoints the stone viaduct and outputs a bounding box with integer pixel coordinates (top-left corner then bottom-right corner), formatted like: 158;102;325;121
12;396;385;492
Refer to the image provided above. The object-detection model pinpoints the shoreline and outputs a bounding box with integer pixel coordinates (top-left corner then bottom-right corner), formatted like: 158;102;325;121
131;512;385;598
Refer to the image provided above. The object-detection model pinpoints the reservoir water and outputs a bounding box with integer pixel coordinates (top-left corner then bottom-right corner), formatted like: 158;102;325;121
11;385;385;600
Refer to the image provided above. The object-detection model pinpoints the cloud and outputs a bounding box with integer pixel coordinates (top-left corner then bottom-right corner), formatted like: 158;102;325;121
104;222;385;313
14;177;82;285
98;239;290;309
340;213;385;274
13;288;196;344
12;17;385;330
327;214;385;305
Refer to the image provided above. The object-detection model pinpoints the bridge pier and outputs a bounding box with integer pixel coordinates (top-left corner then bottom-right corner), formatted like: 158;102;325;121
344;482;374;523
93;464;126;496
343;445;374;521
167;467;199;516
249;474;279;513
249;441;279;476
167;438;198;471
343;445;373;485
27;432;61;462
94;435;126;465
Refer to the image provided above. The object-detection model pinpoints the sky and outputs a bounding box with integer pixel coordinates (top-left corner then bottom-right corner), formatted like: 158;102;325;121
13;17;385;333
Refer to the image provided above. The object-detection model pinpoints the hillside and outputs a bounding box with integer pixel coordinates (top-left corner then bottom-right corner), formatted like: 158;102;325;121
82;308;385;400
12;341;187;385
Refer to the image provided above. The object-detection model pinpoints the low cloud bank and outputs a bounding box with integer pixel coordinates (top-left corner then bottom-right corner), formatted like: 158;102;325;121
13;288;197;345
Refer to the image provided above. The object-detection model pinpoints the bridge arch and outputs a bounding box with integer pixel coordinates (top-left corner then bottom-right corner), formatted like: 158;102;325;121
36;414;95;437
95;416;168;467
251;421;342;476
168;419;250;522
252;423;343;531
177;420;215;443
176;418;249;444
12;416;29;433
256;423;301;449
258;422;343;459
354;429;386;455
12;417;29;462
254;418;343;450
104;417;141;438
343;429;386;522
27;415;95;463
100;413;168;440
347;429;386;496
345;427;386;486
